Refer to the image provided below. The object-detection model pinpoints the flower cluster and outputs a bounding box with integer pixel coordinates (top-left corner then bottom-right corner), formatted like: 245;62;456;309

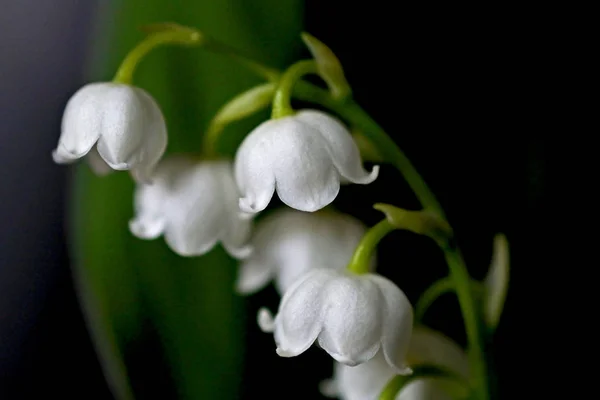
53;26;504;400
52;79;420;393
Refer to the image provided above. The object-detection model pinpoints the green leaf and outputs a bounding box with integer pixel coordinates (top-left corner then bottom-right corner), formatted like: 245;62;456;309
483;233;510;331
300;32;351;99
69;1;303;399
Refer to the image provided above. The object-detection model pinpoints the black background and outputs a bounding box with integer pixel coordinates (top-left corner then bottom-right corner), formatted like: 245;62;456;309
0;1;546;399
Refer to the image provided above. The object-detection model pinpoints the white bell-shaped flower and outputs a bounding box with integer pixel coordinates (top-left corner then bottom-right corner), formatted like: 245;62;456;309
234;109;379;213
320;326;470;400
258;269;413;372
236;208;372;295
129;155;252;258
52;82;167;182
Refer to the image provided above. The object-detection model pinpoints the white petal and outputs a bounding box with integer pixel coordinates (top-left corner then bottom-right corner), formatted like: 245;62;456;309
216;161;254;259
129;213;166;240
274;269;335;357
236;258;275;295
296;110;379;184
407;326;469;380
129;180;169;240
162;161;228;256
52;83;107;163
317;273;384;366
86;146;112;176
94;84;148;169
271;122;340;211
332;353;395;400
128;88;168;183
370;274;414;374
239;208;368;295
241;209;311;294
129;156;194;241
234;119;277;213
235;117;341;213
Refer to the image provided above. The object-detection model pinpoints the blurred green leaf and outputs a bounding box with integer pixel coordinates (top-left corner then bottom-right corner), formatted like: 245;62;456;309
69;1;303;399
483;233;510;332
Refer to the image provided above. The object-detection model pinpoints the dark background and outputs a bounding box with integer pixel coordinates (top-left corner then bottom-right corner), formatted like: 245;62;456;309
0;1;545;399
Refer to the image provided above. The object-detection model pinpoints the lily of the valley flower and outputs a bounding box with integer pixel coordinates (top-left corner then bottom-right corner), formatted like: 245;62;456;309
52;83;167;182
258;269;413;372
234;109;379;213
129;155;252;258
236;208;371;295
320;326;469;400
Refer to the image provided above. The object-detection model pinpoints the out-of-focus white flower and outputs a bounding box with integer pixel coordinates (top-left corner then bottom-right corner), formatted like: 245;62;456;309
235;208;372;295
52;82;167;182
258;269;412;372
234;109;379;213
320;326;469;400
129;155;252;258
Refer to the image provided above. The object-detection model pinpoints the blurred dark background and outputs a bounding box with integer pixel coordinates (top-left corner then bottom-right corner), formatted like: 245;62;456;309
1;1;544;399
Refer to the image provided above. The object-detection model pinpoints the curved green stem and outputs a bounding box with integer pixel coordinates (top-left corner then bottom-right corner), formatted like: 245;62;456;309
347;220;394;274
415;277;454;322
203;83;276;157
271;60;318;119
202;39;279;82
416;276;485;323
113;27;203;85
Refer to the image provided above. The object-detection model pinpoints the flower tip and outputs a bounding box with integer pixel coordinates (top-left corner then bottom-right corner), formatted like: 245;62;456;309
275;347;296;358
51;149;68;164
332;355;360;367
363;164;380;184
51;145;80;164
239;196;262;214
109;162;131;171
395;365;413;376
128;217;164;240
229;243;254;260
257;308;275;333
129;219;153;239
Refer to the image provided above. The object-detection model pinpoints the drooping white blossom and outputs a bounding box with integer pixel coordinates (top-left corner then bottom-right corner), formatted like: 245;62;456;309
236;208;372;295
129;155;252;258
234;109;379;214
320;326;470;400
258;269;413;373
52;82;167;182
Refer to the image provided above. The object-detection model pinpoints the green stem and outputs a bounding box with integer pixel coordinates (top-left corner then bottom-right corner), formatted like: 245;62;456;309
203;40;280;82
347;220;394;274
271;60;318;119
113;28;203;85
205;41;489;400
202;83;276;157
415;277;454;322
